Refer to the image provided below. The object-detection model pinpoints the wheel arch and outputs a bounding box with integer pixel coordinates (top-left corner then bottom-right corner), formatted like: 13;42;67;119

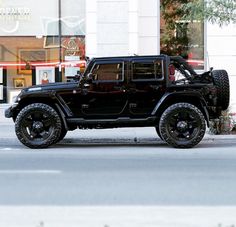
13;95;71;130
152;92;210;127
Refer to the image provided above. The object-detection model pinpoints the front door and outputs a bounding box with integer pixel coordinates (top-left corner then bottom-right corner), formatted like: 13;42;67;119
81;61;128;118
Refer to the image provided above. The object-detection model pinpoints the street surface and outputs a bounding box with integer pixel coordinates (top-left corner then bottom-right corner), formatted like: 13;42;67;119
1;124;236;206
1;106;236;226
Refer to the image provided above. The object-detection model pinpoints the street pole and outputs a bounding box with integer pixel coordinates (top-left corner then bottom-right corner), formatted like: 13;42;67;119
157;0;160;55
58;0;62;81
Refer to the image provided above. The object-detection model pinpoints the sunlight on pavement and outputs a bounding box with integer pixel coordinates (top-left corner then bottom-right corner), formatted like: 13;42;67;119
0;206;236;227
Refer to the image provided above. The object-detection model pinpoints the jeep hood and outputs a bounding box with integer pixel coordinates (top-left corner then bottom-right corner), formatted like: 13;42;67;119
25;81;78;92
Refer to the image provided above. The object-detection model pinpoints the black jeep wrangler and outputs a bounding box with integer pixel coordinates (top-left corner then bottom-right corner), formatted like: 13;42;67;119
5;55;230;148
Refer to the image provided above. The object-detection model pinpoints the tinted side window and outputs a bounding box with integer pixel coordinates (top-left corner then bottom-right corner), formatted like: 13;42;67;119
91;63;123;81
132;60;163;81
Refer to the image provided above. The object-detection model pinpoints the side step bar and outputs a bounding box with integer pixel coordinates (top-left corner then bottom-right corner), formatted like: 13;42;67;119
67;116;156;125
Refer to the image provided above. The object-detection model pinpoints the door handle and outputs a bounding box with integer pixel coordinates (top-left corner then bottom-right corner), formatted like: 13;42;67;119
84;83;90;88
129;103;137;108
82;104;89;109
114;86;126;92
150;85;159;90
127;88;136;94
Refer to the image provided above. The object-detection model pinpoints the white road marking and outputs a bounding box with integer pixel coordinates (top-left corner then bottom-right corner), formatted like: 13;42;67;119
0;148;19;151
0;170;62;174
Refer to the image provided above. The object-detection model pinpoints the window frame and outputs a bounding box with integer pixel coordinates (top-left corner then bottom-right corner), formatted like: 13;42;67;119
90;61;125;83
131;59;164;82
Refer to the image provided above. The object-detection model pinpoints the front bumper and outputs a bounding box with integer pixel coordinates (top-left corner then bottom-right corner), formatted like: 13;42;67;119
4;104;18;118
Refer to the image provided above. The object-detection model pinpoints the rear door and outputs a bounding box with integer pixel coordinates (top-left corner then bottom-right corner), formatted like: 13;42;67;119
128;57;165;117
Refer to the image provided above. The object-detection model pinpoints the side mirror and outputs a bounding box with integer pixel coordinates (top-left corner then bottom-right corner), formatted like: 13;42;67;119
87;73;94;83
66;73;81;82
74;74;81;81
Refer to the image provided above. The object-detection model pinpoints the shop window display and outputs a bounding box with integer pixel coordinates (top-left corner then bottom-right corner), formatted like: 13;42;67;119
0;36;85;102
0;0;86;103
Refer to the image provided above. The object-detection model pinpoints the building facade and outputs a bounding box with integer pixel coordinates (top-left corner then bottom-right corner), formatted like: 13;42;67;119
206;23;236;112
0;0;85;103
86;0;160;57
0;0;235;111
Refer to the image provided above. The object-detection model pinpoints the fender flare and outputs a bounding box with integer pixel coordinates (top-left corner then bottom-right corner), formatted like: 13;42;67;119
152;91;210;127
18;90;72;130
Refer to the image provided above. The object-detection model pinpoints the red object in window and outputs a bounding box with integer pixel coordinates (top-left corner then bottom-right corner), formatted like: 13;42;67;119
169;64;175;81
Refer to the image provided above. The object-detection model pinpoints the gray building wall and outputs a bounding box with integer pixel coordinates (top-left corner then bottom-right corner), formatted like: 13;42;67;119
206;23;236;112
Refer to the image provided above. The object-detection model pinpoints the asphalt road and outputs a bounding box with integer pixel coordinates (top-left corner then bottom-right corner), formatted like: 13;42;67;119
1;123;236;206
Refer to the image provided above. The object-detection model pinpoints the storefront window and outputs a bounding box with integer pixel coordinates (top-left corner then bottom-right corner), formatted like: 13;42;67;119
160;0;204;70
0;0;85;103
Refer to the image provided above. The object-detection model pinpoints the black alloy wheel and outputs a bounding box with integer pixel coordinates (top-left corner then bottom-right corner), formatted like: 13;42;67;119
159;103;206;148
15;103;62;148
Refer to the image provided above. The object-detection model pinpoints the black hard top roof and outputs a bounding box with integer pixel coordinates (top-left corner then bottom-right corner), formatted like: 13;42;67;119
89;54;168;62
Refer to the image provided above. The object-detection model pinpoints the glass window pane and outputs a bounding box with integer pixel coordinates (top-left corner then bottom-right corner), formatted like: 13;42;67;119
132;61;163;80
160;0;204;70
155;60;164;78
61;0;85;36
92;63;123;81
133;62;155;80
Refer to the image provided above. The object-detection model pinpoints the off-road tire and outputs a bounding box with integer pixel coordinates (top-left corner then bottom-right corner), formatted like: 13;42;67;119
155;127;163;140
56;127;68;143
212;70;230;111
159;103;206;148
15;103;62;148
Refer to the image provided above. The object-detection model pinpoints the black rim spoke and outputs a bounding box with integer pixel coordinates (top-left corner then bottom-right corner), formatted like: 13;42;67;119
22;119;32;128
190;119;200;128
20;110;54;141
179;111;188;120
29;130;38;139
183;131;191;139
168;109;200;140
40;131;50;139
170;129;181;138
32;112;42;121
22;114;34;126
169;117;177;127
42;118;52;128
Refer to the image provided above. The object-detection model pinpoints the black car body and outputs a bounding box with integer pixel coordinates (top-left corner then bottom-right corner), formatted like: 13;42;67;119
5;55;230;148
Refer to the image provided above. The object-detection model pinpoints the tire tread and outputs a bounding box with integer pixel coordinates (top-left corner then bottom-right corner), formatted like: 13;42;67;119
15;103;62;148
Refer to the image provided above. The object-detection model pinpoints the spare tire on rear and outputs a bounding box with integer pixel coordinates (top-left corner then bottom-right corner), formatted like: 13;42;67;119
212;70;230;111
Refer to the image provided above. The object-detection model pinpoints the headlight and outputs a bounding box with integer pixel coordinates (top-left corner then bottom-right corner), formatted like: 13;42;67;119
12;95;20;103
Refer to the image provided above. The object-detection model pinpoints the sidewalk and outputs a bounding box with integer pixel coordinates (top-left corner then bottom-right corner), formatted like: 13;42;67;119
0;104;12;124
1;206;236;227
